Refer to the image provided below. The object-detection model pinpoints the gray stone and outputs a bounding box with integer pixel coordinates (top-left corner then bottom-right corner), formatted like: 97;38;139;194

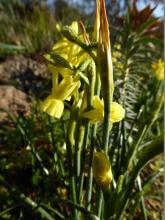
0;85;32;122
0;55;51;96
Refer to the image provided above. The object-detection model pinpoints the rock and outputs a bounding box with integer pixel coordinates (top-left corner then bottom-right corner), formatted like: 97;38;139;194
0;55;51;97
0;85;32;123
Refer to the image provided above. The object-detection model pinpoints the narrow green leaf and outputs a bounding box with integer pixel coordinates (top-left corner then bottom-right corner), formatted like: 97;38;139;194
137;18;158;34
134;36;162;46
0;43;25;51
136;133;163;166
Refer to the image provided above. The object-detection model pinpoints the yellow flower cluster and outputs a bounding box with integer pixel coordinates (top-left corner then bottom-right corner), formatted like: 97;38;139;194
152;59;164;81
41;21;89;118
41;2;125;127
45;21;89;77
93;151;112;189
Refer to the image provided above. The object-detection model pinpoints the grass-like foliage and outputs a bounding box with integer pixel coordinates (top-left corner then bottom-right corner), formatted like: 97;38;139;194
0;0;163;219
0;0;57;55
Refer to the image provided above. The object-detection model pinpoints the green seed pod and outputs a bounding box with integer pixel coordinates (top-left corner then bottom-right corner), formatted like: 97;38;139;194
50;53;73;70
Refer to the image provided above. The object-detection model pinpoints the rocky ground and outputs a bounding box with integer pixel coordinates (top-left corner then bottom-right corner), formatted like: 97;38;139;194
0;55;51;123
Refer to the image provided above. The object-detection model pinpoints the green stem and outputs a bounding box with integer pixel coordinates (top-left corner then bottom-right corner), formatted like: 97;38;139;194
85;64;99;211
48;117;60;173
96;189;103;217
66;119;77;218
19;195;55;220
137;176;148;220
86;124;97;211
125;94;163;171
40;203;67;220
78;60;97;202
102;95;111;153
124;125;147;171
99;49;114;153
74;121;85;200
79;122;90;200
97;46;114;219
0;204;23;217
129;162;148;220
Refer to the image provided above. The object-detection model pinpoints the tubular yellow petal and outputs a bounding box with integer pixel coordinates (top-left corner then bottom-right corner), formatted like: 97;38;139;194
41;95;64;118
111;102;125;123
93;151;112;189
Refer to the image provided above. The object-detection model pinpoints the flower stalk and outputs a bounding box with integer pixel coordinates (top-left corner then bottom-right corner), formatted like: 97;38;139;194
97;0;114;154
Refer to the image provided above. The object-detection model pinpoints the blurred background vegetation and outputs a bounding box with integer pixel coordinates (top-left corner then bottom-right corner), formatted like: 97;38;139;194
0;0;164;219
0;0;163;56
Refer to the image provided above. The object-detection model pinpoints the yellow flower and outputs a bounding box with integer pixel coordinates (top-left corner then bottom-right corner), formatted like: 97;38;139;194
41;76;80;118
82;96;125;124
111;102;125;123
82;96;103;123
45;21;89;77
93;151;112;189
152;59;164;80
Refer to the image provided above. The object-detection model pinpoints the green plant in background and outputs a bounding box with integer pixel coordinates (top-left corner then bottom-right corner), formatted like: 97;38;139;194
0;0;163;219
40;0;163;219
0;0;57;55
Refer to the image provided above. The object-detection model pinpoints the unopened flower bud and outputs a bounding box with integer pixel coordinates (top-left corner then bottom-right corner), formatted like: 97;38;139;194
92;151;112;189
